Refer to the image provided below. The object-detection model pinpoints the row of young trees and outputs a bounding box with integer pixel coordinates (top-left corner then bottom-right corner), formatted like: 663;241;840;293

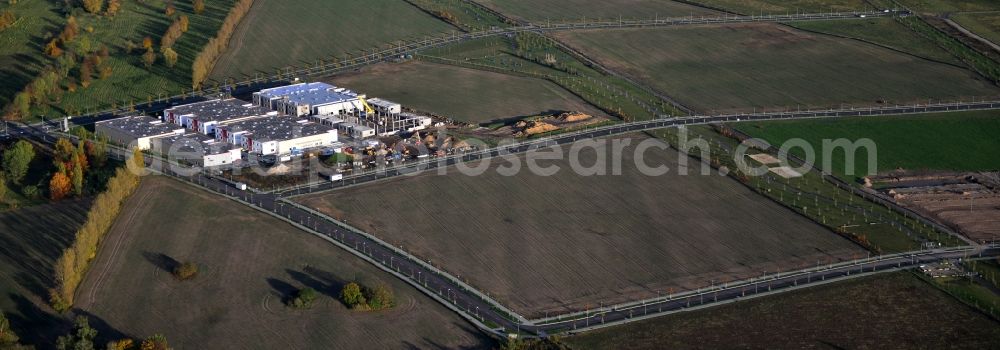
5;13;114;120
2;312;169;350
50;148;143;312
192;0;254;88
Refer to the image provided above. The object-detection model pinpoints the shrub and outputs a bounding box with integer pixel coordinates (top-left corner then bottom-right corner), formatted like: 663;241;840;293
340;282;366;309
172;262;198;280
288;287;317;309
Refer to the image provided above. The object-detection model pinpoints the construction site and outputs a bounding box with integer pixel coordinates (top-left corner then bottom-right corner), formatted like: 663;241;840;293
869;171;1000;244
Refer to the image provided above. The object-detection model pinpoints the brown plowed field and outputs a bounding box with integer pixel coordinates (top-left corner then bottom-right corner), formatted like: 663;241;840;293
296;135;863;317
73;176;491;349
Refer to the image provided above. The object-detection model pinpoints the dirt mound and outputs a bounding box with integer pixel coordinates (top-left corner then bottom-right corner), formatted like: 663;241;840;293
514;120;560;137
559;112;592;122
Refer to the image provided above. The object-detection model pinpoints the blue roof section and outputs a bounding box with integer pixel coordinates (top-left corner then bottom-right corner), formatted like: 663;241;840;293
256;82;358;106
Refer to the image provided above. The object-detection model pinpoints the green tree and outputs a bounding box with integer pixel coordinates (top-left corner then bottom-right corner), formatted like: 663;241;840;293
162;47;178;68
289;287;317;308
6;91;31;120
56;316;97;350
82;0;102;14
140;334;169;350
0;174;8;203
365;283;394;310
142;48;156;68
71;157;84;196
172;261;197;280
0;311;20;346
340;282;365;308
54;138;74;163
2;140;35;184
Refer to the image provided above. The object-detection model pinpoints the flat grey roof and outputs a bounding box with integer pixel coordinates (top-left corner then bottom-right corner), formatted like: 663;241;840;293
166;98;269;123
223;117;336;142
97;116;182;138
157;134;237;156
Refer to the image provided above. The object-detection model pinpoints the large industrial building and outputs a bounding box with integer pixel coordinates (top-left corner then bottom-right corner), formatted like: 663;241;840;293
253;82;364;117
150;133;243;167
216;117;339;156
164;98;274;135
95;116;186;150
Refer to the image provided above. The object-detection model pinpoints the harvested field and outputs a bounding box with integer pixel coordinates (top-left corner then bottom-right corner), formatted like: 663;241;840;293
788;18;964;65
685;0;866;14
564;273;1000;349
898;0;1000;14
555;23;1000;113
296;135;863;317
0;198;93;346
73;176;491;349
329;61;608;124
477;0;716;22
209;0;453;81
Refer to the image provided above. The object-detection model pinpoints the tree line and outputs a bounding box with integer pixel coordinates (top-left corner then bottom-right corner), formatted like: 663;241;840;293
2;312;172;350
50;148;143;312
192;0;254;89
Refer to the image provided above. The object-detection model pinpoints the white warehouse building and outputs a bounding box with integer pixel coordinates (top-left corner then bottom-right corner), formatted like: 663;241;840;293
253;82;365;117
164;99;274;135
217;117;338;156
151;134;243;167
95;116;185;150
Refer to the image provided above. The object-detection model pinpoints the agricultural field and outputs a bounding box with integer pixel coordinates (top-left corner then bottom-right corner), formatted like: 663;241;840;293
476;0;717;22
72;176;491;349
329;60;608;124
686;0;868;14
208;0;454;82
897;0;1000;14
733;110;1000;178
564;273;1000;349
952;12;1000;48
296;135;863;317
555;23;1000;113
1;0;237;119
0;198;92;346
788;18;964;65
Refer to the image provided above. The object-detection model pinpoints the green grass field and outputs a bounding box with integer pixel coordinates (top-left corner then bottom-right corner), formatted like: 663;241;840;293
1;0;237;119
0;0;64;108
477;0;717;22
789;18;964;65
208;0;454;81
734;111;1000;177
953;12;1000;47
329;60;607;123
556;23;1000;113
564;273;1000;349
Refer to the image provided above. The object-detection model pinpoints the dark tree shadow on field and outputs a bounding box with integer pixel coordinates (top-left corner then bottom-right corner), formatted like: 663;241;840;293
71;309;133;346
7;293;69;349
142;251;179;273
266;278;297;303
286;267;350;304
